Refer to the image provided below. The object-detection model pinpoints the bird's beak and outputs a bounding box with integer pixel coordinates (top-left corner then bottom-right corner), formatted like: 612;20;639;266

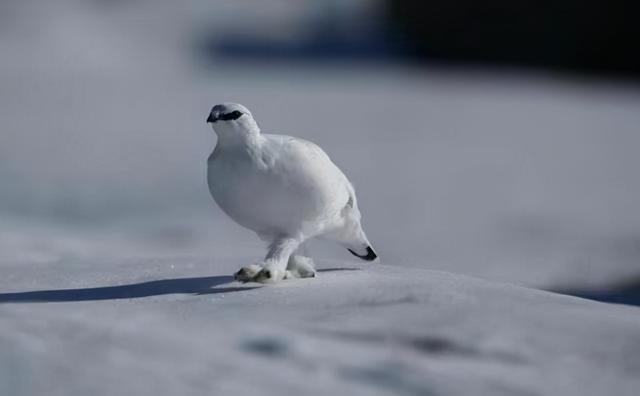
207;112;218;123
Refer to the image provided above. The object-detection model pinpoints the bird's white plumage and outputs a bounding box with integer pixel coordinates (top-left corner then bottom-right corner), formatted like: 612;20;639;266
206;103;376;283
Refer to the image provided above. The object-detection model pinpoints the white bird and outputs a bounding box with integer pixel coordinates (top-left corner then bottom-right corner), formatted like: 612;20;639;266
206;103;377;283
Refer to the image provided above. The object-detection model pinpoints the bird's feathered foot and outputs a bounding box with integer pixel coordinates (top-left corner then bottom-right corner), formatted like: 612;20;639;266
234;264;263;283
234;255;317;284
286;255;316;279
235;264;286;284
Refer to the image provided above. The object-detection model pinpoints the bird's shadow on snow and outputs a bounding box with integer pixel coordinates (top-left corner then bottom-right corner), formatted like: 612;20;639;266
0;275;259;304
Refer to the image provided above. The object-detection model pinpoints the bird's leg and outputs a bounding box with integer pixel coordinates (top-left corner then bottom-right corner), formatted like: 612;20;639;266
286;241;316;278
286;255;316;279
254;238;301;283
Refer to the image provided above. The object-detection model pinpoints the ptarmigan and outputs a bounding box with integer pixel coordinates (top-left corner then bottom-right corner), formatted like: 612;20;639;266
206;103;377;283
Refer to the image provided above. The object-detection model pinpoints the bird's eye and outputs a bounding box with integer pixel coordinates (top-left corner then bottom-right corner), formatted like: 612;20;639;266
219;110;243;121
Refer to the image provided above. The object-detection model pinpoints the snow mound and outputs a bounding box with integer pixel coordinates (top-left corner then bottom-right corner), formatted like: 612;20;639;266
1;259;639;396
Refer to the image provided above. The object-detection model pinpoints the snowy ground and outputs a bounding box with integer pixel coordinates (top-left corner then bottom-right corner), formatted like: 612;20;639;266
1;258;640;396
2;2;640;394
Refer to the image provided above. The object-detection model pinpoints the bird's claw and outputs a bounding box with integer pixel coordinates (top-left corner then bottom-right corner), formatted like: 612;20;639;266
234;264;262;283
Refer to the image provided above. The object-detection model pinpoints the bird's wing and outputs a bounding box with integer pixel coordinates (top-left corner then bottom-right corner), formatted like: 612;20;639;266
264;134;356;207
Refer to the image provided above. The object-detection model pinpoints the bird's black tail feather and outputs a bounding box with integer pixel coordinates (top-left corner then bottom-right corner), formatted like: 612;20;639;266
348;246;378;261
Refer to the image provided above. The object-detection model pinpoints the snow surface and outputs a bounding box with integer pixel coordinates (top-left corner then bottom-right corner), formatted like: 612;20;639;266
1;259;640;396
2;2;640;394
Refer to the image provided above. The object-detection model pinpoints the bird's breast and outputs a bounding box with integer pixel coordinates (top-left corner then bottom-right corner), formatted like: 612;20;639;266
206;149;348;236
207;157;290;233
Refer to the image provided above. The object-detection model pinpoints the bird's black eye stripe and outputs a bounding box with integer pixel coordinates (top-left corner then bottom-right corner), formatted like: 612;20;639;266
218;110;243;121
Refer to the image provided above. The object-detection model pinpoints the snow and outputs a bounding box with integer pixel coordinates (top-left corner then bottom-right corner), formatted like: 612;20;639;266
2;2;640;394
1;259;640;396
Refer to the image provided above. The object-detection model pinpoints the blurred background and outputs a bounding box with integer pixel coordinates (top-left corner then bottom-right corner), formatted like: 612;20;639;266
1;0;640;294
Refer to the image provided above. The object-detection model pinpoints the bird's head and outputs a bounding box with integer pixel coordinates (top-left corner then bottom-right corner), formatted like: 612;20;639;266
206;103;259;140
